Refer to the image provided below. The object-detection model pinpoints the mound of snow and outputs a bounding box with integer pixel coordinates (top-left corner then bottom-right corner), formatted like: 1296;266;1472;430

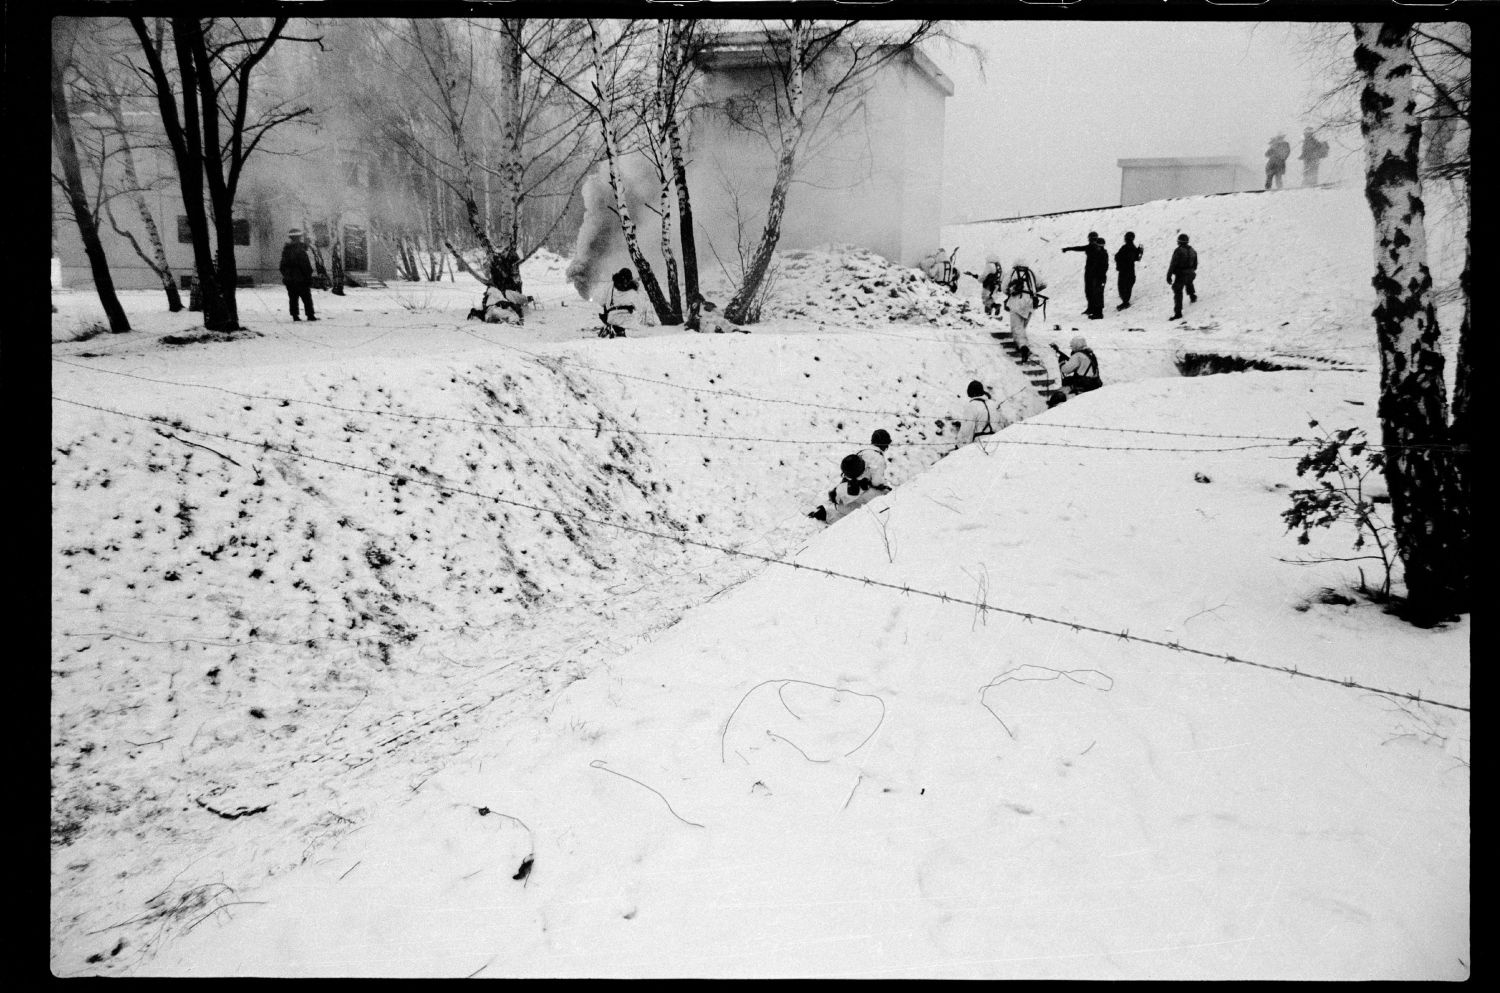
702;246;990;329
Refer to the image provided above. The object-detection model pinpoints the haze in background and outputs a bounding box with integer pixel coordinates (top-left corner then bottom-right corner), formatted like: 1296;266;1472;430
942;21;1350;222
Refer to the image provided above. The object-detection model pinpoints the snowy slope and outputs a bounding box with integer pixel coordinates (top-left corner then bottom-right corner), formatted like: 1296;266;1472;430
51;183;1468;979
943;182;1466;390
127;372;1469;981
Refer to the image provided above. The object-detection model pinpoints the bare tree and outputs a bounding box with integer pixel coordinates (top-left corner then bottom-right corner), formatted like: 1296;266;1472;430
52;21;131;333
629;19;714;328
719;20;940;325
129;15;314;331
585;18;674;322
1350;21;1468;622
63;21;184;312
340;19;601;297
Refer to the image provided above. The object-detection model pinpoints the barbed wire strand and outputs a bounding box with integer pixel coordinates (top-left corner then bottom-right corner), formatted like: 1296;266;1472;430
56;357;1457;455
53;395;1469;715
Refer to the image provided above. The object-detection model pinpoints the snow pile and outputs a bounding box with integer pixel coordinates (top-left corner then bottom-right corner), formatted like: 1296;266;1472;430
703;246;989;329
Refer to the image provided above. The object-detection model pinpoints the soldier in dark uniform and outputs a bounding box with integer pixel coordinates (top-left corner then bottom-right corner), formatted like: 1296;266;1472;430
1299;128;1329;186
1265;134;1291;190
279;228;317;322
1114;232;1143;310
1062;231;1109;320
1167;233;1198;321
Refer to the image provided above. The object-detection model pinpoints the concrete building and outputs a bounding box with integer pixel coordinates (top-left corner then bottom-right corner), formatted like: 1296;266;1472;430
52;132;393;292
1117;156;1259;206
688;33;953;266
51;26;394;293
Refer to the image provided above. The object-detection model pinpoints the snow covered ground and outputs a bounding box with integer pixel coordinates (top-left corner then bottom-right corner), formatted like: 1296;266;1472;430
51;184;1468;978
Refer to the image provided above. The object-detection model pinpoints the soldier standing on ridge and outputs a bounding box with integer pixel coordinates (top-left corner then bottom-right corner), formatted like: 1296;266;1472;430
1062;231;1109;320
279;228;317;322
1167;233;1198;321
1265;133;1291;189
1114;232;1143;310
1299;127;1329;186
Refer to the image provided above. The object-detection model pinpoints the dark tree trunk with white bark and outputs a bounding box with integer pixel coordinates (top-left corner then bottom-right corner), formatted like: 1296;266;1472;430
1352;21;1469;621
662;22;702;328
589;19;672;323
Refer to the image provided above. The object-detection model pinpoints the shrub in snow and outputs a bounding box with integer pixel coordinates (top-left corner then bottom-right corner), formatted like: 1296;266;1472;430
1281;421;1396;599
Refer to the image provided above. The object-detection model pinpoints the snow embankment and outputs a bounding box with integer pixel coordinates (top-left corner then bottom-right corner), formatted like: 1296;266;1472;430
140;370;1469;980
50;329;1043;974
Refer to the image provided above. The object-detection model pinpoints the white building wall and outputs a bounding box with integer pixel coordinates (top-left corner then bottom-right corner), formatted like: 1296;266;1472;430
1119;160;1258;206
682;53;948;270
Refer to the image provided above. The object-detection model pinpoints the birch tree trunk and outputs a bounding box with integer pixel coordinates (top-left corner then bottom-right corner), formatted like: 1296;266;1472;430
588;18;672;323
725;21;809;326
663;21;701;329
1352;21;1469;620
51;42;132;333
107;96;182;311
653;22;682;323
498;18;525;292
423;20;517;294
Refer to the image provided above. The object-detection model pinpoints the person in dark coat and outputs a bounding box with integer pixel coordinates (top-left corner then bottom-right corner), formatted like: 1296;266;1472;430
1265;134;1291;189
279;229;317;322
1114;232;1143;310
1061;231;1109;320
1167;233;1198;320
1299;127;1329;186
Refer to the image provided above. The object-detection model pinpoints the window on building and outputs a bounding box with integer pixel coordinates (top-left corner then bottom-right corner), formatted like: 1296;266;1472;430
178;215;249;245
344;225;369;271
311;221;330;248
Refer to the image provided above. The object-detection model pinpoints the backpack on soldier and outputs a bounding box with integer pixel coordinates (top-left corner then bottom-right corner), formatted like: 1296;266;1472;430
1006;266;1040;306
973;397;997;438
1068;348;1103;392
